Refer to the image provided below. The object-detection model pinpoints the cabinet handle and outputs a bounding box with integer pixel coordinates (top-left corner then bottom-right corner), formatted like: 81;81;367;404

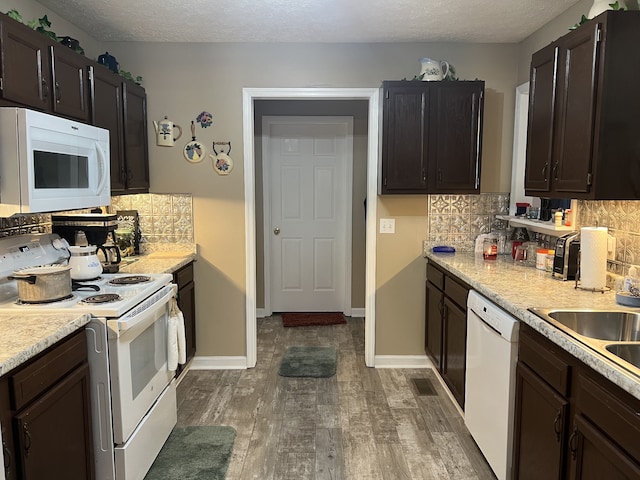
22;423;31;457
553;410;562;442
2;438;11;473
552;161;559;181
437;169;443;182
541;163;548;181
422;168;426;183
55;81;61;103
41;79;48;101
568;424;578;459
439;298;445;319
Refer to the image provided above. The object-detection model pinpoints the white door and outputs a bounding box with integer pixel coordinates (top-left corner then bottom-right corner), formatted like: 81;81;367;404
263;116;353;313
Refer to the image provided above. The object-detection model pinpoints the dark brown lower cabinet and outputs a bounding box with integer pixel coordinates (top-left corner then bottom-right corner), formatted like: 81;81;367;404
513;362;568;480
513;323;640;480
0;329;94;480
424;261;469;409
174;261;196;377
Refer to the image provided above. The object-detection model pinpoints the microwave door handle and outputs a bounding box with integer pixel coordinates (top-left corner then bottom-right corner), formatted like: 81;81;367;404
96;142;109;194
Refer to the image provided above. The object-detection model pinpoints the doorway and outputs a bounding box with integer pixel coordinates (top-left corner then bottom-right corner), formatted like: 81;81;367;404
242;88;380;368
262;116;353;315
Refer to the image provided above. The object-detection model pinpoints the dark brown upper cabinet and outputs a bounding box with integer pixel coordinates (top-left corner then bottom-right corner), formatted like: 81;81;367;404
89;66;149;195
381;80;484;195
0;13;90;122
525;11;640;200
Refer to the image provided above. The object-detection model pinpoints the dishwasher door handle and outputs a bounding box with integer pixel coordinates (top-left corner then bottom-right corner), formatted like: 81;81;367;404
472;311;504;338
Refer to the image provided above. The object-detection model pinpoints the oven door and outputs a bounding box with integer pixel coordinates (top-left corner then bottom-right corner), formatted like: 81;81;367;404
106;284;175;444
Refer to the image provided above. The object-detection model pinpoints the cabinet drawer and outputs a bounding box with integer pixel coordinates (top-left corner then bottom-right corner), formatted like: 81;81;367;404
576;370;640;461
519;326;571;396
10;330;87;410
426;263;444;290
444;276;468;309
173;262;194;289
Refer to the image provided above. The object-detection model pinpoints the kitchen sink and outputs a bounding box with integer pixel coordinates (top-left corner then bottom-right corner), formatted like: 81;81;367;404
606;344;640;370
529;308;640;378
544;310;640;341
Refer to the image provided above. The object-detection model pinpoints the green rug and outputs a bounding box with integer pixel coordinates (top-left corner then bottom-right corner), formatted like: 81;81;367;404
278;346;337;378
144;426;236;480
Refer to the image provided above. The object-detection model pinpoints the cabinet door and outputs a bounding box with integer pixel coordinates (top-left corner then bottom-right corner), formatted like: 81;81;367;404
552;22;601;194
89;65;126;193
122;81;150;193
179;279;196;363
0;17;50;110
513;362;568;480
49;44;90;122
381;84;429;193
428;82;483;194
15;363;94;480
525;43;557;194
442;297;466;409
425;280;443;371
569;414;640;480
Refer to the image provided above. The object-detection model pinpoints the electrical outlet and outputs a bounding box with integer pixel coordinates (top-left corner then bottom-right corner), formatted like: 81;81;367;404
380;218;395;234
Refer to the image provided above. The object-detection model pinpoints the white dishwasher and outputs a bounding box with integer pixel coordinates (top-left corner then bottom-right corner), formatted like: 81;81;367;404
465;290;520;480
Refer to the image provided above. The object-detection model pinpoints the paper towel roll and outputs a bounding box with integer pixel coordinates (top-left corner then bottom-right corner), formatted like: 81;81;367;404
580;227;608;289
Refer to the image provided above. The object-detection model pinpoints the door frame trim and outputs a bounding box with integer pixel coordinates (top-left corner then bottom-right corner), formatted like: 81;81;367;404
261;115;354;316
242;87;380;368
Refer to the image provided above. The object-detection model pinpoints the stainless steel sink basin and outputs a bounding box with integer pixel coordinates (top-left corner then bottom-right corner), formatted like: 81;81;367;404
545;310;640;341
606;344;640;370
529;308;640;378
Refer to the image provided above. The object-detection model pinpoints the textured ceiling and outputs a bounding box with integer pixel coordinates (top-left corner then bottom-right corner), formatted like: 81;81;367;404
35;0;582;43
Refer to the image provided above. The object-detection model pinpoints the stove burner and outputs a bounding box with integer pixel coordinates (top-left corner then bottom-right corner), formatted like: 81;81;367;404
109;275;152;285
82;293;122;304
73;276;103;282
16;294;75;305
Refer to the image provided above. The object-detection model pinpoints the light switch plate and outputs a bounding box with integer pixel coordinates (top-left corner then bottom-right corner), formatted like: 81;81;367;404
380;218;395;234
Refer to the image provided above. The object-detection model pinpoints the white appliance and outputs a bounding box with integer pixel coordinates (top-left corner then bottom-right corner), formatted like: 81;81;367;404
0;234;176;480
465;290;520;480
0;108;110;216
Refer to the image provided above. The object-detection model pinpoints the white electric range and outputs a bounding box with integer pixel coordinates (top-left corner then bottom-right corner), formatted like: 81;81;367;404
0;233;178;480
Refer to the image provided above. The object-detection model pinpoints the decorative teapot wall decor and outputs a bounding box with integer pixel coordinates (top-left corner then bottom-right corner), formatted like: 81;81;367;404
153;115;183;147
419;57;450;81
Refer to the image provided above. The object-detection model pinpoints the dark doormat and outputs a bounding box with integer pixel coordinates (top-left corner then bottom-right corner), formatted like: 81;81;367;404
144;425;236;480
281;312;347;327
278;346;338;378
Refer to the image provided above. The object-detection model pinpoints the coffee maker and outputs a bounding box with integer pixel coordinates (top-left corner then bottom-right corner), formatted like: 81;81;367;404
52;213;122;273
552;232;580;280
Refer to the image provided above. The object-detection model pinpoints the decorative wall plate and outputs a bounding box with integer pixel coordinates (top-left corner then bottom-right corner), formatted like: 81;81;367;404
212;153;234;175
183;121;206;164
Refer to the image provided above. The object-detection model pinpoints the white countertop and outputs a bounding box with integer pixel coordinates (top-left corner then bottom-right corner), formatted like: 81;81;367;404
425;250;640;400
0;312;91;376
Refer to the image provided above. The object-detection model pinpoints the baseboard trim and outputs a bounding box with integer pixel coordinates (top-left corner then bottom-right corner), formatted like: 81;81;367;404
374;355;434;368
190;356;248;370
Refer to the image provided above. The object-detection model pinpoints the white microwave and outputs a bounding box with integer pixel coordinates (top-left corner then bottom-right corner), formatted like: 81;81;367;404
0;108;110;217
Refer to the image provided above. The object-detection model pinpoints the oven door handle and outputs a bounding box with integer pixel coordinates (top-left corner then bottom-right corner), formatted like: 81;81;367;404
106;284;176;337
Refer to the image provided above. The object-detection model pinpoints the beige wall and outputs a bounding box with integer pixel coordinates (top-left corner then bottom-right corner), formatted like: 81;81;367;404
97;41;520;357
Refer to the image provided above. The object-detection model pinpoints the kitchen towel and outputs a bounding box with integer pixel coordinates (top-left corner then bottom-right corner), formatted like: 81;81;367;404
167;296;187;371
580;227;608;290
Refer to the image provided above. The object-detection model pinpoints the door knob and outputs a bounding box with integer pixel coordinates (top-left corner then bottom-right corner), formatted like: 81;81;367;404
274;227;280;235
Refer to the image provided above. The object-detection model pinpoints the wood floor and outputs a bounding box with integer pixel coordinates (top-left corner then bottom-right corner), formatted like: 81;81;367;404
176;316;496;480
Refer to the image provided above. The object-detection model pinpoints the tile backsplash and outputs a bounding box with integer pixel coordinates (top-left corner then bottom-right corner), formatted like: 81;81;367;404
427;193;510;251
427;195;640;277
0;193;194;254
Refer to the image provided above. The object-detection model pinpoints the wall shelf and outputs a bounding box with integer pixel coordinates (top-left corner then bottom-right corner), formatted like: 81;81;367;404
496;215;577;236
